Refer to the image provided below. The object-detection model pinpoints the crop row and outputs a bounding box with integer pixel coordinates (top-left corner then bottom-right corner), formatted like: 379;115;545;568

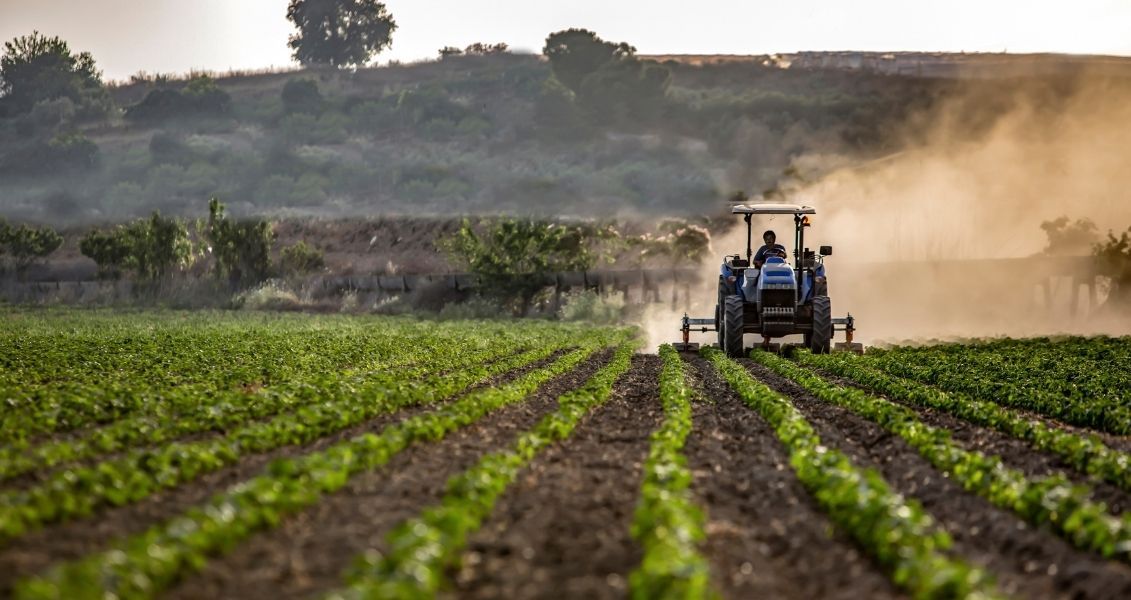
800;351;1131;493
0;317;538;445
627;345;710;599
704;349;998;599
0;338;532;483
330;342;635;598
0;330;589;545
752;351;1131;563
866;340;1131;434
15;336;629;599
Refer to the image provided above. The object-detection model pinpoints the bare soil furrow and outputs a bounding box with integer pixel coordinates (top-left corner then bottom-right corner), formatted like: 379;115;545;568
164;349;610;600
743;359;1131;600
450;355;660;600
683;355;900;600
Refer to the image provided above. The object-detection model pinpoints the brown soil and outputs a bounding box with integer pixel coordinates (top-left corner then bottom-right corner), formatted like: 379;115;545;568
163;350;612;600
0;350;568;596
450;355;662;600
742;359;1131;600
682;355;901;600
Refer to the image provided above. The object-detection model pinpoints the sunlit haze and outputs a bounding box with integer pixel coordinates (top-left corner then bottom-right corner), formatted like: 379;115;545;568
1;0;1129;81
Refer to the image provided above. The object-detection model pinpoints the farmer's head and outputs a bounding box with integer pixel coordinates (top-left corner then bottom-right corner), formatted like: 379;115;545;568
763;230;776;244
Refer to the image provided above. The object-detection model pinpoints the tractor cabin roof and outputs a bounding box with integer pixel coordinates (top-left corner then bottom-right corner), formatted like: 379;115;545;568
731;203;816;215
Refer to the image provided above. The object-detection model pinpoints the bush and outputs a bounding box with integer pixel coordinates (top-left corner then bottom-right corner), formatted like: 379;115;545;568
125;75;231;122
29;97;76;132
280;240;325;275
349;99;399;135
205;197;275;287
232;279;302;310
279;112;348;145
149;131;193;164
0;132;99;175
282;78;323;114
79;212;192;281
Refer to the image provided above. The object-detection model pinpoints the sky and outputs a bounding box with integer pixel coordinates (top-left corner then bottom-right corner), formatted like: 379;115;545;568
2;0;1130;82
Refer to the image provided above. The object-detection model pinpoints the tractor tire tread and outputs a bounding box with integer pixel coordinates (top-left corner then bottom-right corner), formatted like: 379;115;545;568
724;295;745;358
810;295;832;354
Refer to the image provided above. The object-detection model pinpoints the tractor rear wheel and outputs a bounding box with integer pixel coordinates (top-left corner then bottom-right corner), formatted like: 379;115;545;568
723;295;745;358
809;295;832;354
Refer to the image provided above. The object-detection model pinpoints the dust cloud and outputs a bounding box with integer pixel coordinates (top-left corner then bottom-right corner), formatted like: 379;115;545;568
647;73;1131;350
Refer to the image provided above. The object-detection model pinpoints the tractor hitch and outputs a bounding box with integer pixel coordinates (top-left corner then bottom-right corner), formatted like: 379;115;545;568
832;313;864;353
674;313;716;351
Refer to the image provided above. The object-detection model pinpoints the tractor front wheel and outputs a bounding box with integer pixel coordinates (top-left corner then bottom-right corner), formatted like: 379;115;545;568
723;295;745;357
809;295;832;354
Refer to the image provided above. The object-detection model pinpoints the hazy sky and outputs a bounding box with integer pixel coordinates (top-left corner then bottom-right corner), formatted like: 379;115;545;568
2;0;1130;81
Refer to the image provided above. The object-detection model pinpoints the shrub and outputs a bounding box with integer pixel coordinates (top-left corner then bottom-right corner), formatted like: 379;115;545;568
78;212;192;281
204;197;275;287
125;75;231;122
282;78;323;114
0;132;99;175
280;240;325;275
1;221;63;279
232;279;302;310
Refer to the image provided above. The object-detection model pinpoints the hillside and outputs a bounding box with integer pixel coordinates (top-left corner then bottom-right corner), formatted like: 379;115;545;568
0;51;950;225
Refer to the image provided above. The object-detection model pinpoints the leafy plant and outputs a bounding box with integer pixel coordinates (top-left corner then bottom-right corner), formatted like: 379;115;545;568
1;222;62;279
629;345;711;598
204;197;274;288
279;240;325;275
754;349;1131;564
707;348;999;599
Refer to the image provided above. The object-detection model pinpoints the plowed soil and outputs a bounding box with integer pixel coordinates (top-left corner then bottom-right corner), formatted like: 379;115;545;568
9;349;1131;600
0;350;570;596
165;350;613;600
743;359;1131;600
683;355;900;600
451;355;661;600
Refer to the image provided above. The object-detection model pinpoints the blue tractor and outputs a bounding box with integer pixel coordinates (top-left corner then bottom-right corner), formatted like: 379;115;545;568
677;202;861;356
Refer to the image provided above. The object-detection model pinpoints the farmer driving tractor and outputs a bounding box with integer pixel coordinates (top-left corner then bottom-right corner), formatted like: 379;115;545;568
754;230;787;267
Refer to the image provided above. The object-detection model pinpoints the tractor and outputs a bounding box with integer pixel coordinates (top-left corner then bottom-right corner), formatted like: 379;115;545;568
676;202;862;356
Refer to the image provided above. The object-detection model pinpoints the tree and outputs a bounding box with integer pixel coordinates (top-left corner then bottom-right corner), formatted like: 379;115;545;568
1041;217;1098;255
1094;228;1131;306
205;198;275;288
442;218;595;315
1;222;63;280
0;31;105;116
542;29;634;96
79;213;192;281
286;0;397;68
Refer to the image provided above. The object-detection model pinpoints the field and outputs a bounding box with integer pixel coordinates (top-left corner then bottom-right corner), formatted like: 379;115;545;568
2;310;1131;599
